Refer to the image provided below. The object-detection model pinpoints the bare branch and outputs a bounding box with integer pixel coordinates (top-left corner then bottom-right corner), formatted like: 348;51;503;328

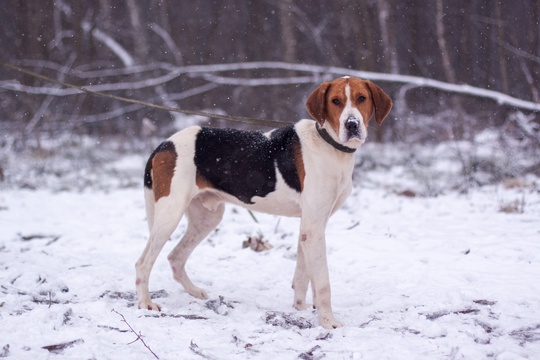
0;69;182;96
65;83;218;124
25;53;76;135
197;73;317;86
149;23;183;65
81;21;134;67
2;61;540;113
111;309;159;359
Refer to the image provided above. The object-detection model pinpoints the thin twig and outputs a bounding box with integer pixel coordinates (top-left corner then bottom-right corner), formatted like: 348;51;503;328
274;217;281;234
111;309;159;359
346;221;360;230
247;210;258;223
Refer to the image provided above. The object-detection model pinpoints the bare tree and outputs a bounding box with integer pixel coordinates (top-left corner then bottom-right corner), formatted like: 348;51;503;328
435;0;455;84
376;0;399;74
1;0;539;142
279;0;297;63
127;0;150;63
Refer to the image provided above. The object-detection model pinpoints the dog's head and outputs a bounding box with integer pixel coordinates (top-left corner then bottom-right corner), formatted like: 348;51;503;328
306;76;392;145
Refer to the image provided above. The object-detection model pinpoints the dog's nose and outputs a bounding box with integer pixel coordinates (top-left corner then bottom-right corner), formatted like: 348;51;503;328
345;117;359;134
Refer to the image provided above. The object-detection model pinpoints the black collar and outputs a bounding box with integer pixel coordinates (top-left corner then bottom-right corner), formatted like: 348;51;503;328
315;123;357;153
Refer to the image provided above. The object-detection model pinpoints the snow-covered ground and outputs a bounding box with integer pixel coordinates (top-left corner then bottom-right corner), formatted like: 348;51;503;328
1;145;539;359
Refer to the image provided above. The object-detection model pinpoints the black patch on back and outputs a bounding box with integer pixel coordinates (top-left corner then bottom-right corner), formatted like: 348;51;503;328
270;125;302;192
144;140;175;189
195;125;302;204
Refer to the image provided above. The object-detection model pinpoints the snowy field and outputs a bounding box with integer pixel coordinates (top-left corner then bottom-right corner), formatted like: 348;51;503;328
1;145;540;359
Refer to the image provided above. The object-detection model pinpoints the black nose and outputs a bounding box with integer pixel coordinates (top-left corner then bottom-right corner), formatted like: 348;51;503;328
346;118;359;134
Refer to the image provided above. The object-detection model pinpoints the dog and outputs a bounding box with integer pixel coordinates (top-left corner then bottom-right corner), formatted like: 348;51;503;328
135;76;392;329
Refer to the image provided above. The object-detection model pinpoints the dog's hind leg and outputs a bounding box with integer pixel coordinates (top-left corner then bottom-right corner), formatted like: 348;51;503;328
167;193;225;299
135;194;191;311
144;187;155;232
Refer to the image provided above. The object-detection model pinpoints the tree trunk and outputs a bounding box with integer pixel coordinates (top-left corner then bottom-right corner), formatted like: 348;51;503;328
435;0;455;83
376;0;398;74
127;0;149;63
279;0;297;63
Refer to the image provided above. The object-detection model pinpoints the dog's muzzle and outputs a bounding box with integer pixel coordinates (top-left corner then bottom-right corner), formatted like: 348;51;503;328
345;117;360;137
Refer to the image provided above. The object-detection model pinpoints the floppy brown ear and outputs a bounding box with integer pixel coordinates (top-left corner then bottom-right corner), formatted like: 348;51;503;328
306;81;331;125
366;80;393;125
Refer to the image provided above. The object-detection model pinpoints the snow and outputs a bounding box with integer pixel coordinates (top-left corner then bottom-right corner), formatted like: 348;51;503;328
1;153;539;360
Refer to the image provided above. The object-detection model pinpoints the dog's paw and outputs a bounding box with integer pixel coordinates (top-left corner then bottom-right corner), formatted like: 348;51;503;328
138;300;161;311
293;299;311;311
187;287;208;300
319;315;343;329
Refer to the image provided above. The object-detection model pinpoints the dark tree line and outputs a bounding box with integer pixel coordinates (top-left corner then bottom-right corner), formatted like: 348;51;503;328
0;0;539;143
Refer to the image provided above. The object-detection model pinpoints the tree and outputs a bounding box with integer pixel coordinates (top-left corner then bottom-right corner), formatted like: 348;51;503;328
0;0;538;143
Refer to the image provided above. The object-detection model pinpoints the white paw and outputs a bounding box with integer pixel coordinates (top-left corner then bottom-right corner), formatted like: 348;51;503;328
138;300;161;311
320;315;343;329
293;299;311;311
187;287;208;300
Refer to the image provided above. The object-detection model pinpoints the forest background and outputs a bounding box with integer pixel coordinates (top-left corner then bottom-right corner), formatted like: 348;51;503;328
0;0;539;186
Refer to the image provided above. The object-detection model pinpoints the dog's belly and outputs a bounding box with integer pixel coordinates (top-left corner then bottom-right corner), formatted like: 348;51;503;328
247;167;301;216
198;170;302;217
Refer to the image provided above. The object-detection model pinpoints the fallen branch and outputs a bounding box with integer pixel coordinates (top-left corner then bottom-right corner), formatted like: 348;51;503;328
509;323;540;345
42;339;84;354
19;233;61;244
111;309;159;359
205;295;237;315
424;308;480;321
189;340;220;360
0;344;9;358
265;311;313;329
298;345;323;360
144;313;208;320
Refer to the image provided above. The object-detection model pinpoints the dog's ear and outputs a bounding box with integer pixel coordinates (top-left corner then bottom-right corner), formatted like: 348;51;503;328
366;81;393;125
306;81;331;126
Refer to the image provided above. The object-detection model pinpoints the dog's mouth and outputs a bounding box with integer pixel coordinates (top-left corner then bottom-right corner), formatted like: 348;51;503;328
346;135;365;146
344;117;366;142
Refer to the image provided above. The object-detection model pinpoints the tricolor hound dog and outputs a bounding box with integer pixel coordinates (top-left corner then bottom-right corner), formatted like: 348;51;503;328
136;76;392;329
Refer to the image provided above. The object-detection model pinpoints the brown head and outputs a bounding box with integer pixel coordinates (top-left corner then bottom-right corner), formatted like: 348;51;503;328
306;76;392;145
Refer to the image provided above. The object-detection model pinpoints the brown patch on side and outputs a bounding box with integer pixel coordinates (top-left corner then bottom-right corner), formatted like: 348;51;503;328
293;141;306;192
152;145;177;201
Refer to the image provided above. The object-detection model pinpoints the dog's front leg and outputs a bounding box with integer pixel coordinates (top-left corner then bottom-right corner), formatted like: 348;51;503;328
292;239;310;310
297;214;343;329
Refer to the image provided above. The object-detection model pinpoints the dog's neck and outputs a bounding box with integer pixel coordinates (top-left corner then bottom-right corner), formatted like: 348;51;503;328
315;123;357;153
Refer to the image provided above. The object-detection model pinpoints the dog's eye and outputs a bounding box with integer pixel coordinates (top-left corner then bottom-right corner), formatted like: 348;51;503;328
332;99;341;105
357;96;366;103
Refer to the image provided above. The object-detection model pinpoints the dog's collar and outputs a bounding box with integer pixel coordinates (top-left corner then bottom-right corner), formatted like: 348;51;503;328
315;123;357;153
